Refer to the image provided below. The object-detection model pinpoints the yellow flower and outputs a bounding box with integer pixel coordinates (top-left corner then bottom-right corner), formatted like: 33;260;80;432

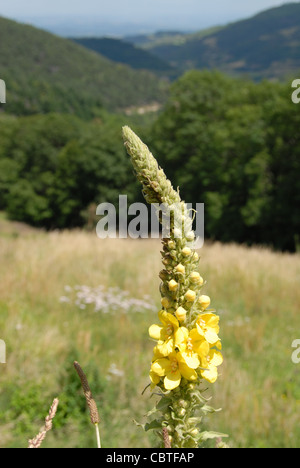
198;295;211;310
149;311;185;356
178;327;210;368
195;313;220;345
200;349;223;383
151;351;198;390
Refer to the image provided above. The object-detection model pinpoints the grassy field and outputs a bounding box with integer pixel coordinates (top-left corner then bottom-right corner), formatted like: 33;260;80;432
0;221;299;448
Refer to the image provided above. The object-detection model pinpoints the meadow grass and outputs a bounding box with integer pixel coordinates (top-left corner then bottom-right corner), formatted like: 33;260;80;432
0;225;299;448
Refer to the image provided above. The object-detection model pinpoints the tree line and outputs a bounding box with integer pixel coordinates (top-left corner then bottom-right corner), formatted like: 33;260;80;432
0;70;299;251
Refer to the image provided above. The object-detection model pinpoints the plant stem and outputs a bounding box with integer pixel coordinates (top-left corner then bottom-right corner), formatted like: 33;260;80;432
95;423;101;448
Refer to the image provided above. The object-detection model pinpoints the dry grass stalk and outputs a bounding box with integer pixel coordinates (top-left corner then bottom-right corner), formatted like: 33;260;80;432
73;361;100;425
28;398;59;448
74;361;101;448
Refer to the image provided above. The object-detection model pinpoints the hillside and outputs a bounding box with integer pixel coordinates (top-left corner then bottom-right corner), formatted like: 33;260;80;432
135;3;300;80
126;27;225;49
0;17;168;117
72;37;177;78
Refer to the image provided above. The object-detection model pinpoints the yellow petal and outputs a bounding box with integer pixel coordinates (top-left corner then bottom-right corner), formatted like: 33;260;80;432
189;328;203;346
156;337;174;356
201;313;220;334
158;309;167;325
194;339;210;360
206;313;220;328
204;329;220;345
152;345;165;360
151;358;171;377
179;362;198;381
212;340;222;350
166;313;179;330
195;322;205;339
174;326;188;346
159;310;179;330
149;370;160;385
209;350;223;367
164;370;181;390
190;328;208;350
149;324;164;341
201;366;218;383
180;351;200;369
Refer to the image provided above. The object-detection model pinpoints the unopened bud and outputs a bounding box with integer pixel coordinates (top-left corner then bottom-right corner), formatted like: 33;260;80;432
175;263;185;274
185;290;196;302
168;280;178;292
198;295;211;310
190;272;204;285
186;231;195;241
175;306;187;322
182;247;192;257
168;240;175;250
161;297;171;309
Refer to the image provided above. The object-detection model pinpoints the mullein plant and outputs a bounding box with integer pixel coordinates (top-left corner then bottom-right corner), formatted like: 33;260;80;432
123;126;227;448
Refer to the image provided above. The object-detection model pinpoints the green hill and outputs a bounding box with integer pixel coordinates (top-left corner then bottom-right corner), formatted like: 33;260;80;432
72;37;177;78
0;17;168;117
143;3;300;80
126;27;225;49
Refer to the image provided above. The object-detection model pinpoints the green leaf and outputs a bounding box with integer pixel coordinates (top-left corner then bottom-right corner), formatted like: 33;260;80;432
156;397;172;412
144;419;163;432
201;404;222;414
199;431;228;441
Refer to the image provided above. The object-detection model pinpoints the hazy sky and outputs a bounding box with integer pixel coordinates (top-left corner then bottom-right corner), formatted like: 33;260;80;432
0;0;297;30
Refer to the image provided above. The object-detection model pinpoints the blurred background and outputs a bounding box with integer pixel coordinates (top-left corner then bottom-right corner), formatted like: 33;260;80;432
0;0;299;448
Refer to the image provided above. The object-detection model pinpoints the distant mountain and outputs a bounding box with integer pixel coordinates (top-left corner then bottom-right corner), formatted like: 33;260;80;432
72;37;177;78
132;3;300;80
11;16;161;39
0;17;168;117
125;27;224;49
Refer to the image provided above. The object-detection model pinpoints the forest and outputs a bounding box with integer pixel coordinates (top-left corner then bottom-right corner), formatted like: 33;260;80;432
0;70;299;251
